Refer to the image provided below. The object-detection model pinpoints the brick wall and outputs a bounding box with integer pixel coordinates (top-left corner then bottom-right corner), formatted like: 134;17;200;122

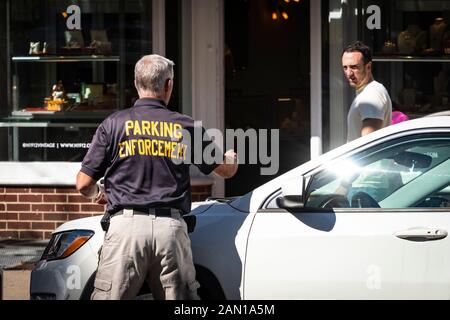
0;185;212;240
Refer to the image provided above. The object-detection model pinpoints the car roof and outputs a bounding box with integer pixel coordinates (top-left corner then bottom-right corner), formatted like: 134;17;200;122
424;110;450;117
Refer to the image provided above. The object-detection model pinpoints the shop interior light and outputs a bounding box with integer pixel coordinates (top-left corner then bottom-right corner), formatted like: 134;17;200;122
271;0;294;22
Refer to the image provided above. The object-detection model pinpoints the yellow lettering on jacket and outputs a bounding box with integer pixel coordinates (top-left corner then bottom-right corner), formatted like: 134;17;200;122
119;138;188;160
120;120;187;160
124;120;183;139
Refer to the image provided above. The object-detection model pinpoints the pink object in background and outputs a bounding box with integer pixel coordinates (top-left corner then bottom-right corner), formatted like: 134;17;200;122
392;111;409;124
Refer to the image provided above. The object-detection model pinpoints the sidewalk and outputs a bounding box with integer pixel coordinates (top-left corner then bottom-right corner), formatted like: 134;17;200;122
0;238;48;300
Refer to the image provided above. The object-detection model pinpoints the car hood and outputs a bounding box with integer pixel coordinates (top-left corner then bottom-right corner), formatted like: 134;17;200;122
191;200;218;213
54;215;104;234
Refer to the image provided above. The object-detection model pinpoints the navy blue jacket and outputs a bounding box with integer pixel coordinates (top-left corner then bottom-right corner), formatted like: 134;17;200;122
81;98;220;214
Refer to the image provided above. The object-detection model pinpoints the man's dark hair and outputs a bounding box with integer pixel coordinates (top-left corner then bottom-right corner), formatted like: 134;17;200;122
342;41;372;64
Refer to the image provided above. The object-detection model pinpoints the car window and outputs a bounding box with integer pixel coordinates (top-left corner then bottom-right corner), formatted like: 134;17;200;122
304;134;450;209
415;185;450;208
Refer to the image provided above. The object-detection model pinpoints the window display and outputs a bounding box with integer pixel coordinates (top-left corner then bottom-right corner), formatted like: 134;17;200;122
429;17;447;53
397;24;427;54
11;55;120;116
0;0;152;161
361;0;450;119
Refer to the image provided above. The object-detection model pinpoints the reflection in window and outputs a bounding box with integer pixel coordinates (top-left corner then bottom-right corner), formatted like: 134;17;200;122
305;134;450;209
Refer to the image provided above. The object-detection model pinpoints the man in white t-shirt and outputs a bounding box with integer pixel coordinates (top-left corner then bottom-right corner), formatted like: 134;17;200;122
342;41;392;142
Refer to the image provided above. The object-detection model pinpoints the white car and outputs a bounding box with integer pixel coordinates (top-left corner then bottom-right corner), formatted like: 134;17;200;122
31;116;450;299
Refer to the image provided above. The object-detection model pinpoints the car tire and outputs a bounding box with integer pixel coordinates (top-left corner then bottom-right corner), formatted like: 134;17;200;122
195;265;226;300
81;266;226;300
80;272;96;300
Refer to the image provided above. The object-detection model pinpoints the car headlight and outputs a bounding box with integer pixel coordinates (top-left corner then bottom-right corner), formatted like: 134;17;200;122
41;230;94;261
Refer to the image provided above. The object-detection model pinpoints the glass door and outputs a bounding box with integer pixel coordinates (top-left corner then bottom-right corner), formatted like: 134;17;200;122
224;0;311;196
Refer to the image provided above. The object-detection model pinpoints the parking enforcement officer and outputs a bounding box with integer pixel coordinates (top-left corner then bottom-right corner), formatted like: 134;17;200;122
76;54;238;300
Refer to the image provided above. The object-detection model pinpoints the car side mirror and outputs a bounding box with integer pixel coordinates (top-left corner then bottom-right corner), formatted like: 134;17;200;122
276;176;305;210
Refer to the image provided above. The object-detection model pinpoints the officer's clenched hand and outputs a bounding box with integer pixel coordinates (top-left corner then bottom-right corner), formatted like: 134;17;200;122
76;171;107;204
213;149;238;179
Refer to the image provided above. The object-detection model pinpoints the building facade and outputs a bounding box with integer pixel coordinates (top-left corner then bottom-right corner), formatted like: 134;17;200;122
1;0;449;239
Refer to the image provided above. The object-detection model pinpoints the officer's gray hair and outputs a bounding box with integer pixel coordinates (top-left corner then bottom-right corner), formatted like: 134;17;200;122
134;54;175;95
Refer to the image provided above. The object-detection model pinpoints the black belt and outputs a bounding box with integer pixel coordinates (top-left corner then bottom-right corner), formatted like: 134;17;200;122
111;207;180;218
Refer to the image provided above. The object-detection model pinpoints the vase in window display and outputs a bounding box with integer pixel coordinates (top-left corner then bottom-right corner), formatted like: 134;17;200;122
433;70;449;107
415;29;427;53
397;25;427;54
398;32;415;54
443;31;450;54
429;18;447;53
88;30;112;55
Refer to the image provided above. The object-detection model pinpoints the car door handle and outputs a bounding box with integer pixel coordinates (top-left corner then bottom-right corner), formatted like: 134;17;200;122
394;227;448;241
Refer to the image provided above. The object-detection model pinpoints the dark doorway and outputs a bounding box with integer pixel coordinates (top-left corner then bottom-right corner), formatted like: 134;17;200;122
225;0;311;196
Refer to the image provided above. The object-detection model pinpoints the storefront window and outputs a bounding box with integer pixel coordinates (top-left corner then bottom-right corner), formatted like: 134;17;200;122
326;0;450;150
360;0;450;119
225;0;310;195
0;0;152;161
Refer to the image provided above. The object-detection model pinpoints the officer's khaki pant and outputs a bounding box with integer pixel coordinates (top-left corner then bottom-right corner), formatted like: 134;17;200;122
91;209;200;300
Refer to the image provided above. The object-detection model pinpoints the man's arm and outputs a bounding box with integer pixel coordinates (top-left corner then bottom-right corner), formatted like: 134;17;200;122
213;149;238;179
361;118;383;137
